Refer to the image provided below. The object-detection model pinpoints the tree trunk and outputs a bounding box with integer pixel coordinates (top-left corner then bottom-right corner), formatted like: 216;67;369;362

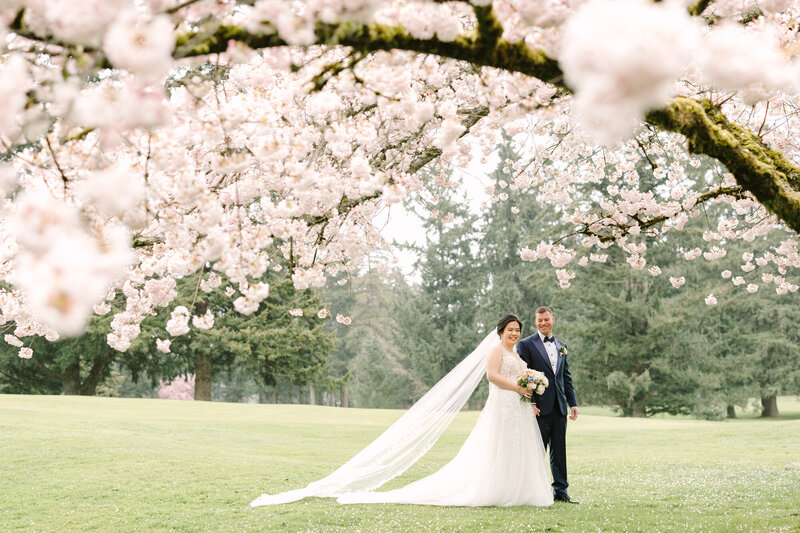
727;405;737;419
340;387;349;408
80;356;110;396
632;402;646;418
272;387;278;404
62;363;81;395
760;394;779;418
194;351;212;401
309;383;316;405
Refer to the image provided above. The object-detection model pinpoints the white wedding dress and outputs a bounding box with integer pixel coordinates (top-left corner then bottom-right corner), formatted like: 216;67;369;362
338;348;553;506
251;333;553;507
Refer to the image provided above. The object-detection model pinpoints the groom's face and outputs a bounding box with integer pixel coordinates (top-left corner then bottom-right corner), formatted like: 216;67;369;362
536;312;554;336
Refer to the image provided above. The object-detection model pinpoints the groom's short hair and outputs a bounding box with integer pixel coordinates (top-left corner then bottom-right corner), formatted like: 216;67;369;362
536;306;554;317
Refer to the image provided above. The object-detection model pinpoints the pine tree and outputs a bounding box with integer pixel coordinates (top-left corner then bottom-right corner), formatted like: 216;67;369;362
324;270;419;408
395;175;486;393
126;271;335;401
476;133;565;340
0;310;118;395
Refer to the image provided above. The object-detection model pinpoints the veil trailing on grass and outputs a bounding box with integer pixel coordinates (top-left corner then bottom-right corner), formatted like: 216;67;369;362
250;331;499;506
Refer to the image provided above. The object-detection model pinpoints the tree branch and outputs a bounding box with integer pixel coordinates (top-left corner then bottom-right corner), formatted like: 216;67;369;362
570;185;748;243
646;97;800;233
407;105;490;174
173;20;567;88
165;0;206;15
688;0;713;16
13;11;800;235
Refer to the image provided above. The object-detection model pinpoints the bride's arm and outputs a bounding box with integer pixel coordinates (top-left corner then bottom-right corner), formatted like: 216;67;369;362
486;347;532;399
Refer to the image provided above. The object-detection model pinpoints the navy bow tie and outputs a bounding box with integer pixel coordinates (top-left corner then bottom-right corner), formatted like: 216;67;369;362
542;336;555;343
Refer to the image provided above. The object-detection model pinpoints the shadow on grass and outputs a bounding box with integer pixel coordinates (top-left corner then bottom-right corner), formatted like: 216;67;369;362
734;412;800;421
580;396;800;421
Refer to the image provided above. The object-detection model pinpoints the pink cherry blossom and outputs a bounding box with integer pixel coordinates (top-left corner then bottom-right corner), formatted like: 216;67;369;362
4;334;22;348
166;306;191;337
192;310;215;330
0;0;797;352
104;13;175;84
559;0;700;143
669;276;686;288
158;374;194;400
156;339;171;353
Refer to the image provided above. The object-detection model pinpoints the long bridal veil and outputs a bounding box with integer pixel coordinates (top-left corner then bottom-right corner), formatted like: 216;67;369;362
250;331;499;506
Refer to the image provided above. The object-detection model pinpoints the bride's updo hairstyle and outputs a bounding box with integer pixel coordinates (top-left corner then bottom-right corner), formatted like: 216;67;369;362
496;314;523;337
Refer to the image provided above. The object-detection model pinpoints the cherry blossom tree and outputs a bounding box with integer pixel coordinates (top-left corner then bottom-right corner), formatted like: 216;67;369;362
1;0;800;356
158;373;195;400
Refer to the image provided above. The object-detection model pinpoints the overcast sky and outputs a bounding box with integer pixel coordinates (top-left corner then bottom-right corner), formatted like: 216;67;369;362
377;161;495;279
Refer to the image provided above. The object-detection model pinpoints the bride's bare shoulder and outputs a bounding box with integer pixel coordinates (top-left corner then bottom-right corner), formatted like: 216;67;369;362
487;344;505;358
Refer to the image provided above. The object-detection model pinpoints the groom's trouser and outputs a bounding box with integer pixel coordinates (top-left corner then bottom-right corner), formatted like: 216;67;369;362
537;412;568;497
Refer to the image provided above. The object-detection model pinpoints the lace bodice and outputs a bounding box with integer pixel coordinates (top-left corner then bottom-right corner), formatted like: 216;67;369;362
498;348;527;381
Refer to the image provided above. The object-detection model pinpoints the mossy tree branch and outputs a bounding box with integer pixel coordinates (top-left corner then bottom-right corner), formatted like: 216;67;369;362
173;19;567;88
688;0;713;16
10;9;800;234
646;97;800;233
389;105;490;175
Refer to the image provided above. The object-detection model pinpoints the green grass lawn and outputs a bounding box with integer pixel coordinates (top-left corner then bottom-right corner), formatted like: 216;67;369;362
1;395;799;532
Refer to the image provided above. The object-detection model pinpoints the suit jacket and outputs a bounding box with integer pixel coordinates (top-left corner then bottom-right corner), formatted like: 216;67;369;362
517;333;577;417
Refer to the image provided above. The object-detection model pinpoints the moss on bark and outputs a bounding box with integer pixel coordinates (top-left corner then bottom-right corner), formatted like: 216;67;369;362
646;97;800;233
173;21;566;88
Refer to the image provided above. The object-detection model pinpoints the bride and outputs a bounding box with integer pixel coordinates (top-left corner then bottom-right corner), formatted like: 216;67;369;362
251;314;553;507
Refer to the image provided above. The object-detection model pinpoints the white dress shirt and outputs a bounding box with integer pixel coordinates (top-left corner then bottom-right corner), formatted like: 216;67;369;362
538;331;558;373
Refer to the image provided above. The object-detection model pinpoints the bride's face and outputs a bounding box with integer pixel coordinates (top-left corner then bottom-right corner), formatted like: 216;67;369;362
501;322;521;344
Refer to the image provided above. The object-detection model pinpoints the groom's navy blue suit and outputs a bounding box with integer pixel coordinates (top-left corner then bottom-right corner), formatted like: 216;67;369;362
517;333;577;499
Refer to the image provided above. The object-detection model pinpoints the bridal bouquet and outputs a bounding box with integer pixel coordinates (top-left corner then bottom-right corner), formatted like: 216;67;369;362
517;369;548;403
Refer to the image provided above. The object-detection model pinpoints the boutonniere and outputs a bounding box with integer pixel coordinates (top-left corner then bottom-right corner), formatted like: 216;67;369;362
559;345;567;358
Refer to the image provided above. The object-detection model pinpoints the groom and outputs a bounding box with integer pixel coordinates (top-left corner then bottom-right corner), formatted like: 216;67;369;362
517;306;579;504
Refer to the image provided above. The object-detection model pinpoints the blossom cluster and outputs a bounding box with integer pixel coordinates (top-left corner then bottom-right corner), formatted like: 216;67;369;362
0;0;799;358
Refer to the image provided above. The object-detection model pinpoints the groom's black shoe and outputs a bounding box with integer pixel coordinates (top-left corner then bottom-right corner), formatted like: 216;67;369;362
554;494;579;504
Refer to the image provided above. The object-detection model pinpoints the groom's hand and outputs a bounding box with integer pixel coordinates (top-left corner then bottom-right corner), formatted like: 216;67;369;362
569;407;578;421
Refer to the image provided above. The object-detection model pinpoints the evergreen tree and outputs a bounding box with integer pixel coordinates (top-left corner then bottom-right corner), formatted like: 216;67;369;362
2;266;336;402
689;232;800;418
395;176;486;395
565;246;701;417
560;151;800;418
0;310;118;395
324;269;419;408
126;270;335;401
477;133;565;340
